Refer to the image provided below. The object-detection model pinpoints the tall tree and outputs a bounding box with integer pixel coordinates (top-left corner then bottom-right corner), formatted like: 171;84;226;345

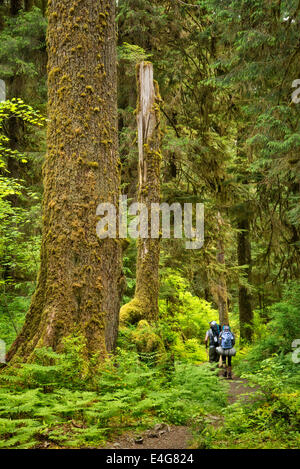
233;129;254;341
8;0;122;361
237;214;253;341
205;0;300;304
215;212;229;326
120;62;161;324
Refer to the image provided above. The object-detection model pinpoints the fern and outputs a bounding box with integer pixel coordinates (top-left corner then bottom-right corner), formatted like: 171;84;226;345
0;339;229;448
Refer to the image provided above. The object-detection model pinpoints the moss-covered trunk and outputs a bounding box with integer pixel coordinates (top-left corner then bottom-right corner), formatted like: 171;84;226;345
120;62;161;325
7;0;122;361
237;216;253;341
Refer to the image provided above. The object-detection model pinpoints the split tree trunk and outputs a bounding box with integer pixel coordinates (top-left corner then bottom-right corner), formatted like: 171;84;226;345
237;216;253;342
120;62;161;325
8;0;122;362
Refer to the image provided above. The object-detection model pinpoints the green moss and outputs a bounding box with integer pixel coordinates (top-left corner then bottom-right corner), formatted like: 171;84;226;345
130;320;166;357
48;67;61;81
119;298;145;325
57;86;67;95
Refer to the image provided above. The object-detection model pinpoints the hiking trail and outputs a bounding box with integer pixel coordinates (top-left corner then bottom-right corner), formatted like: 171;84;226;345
105;368;259;450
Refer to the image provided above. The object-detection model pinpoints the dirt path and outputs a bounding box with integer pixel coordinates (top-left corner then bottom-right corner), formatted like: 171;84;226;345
105;368;258;450
106;426;193;450
225;373;259;405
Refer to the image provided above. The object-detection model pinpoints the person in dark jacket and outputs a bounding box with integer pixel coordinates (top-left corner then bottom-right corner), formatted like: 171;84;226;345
205;321;220;363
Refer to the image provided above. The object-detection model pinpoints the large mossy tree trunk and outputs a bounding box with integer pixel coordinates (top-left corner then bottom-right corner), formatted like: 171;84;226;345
120;62;161;325
8;0;122;362
237;215;253;342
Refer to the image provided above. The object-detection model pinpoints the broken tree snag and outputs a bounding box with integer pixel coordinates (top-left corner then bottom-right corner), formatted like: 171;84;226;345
120;62;162;325
7;0;122;362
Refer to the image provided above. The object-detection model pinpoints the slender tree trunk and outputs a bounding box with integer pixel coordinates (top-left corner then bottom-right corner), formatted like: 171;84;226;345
235;128;254;341
120;62;161;325
0;1;6;29
237;215;253;341
24;0;33;11
40;0;47;16
10;0;22;16
8;0;122;362
216;212;229;326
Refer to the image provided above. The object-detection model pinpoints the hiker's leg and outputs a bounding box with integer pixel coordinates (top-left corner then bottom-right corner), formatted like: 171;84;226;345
209;347;214;363
218;352;223;367
227;356;232;379
213;347;219;362
222;355;227;377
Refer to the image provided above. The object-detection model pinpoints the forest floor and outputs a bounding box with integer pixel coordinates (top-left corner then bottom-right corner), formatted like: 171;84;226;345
105;368;259;450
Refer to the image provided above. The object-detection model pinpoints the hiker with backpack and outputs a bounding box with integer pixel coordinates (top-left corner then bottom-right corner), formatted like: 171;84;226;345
205;321;220;363
216;324;236;379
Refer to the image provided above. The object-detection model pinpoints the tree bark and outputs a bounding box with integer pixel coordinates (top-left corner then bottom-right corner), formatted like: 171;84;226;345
120;62;161;325
237;215;253;341
8;0;122;362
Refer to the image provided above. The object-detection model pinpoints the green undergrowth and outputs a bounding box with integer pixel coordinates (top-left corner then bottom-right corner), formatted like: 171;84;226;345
193;319;300;450
2;284;300;449
195;283;299;449
0;336;227;449
118;270;221;364
194;357;300;449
